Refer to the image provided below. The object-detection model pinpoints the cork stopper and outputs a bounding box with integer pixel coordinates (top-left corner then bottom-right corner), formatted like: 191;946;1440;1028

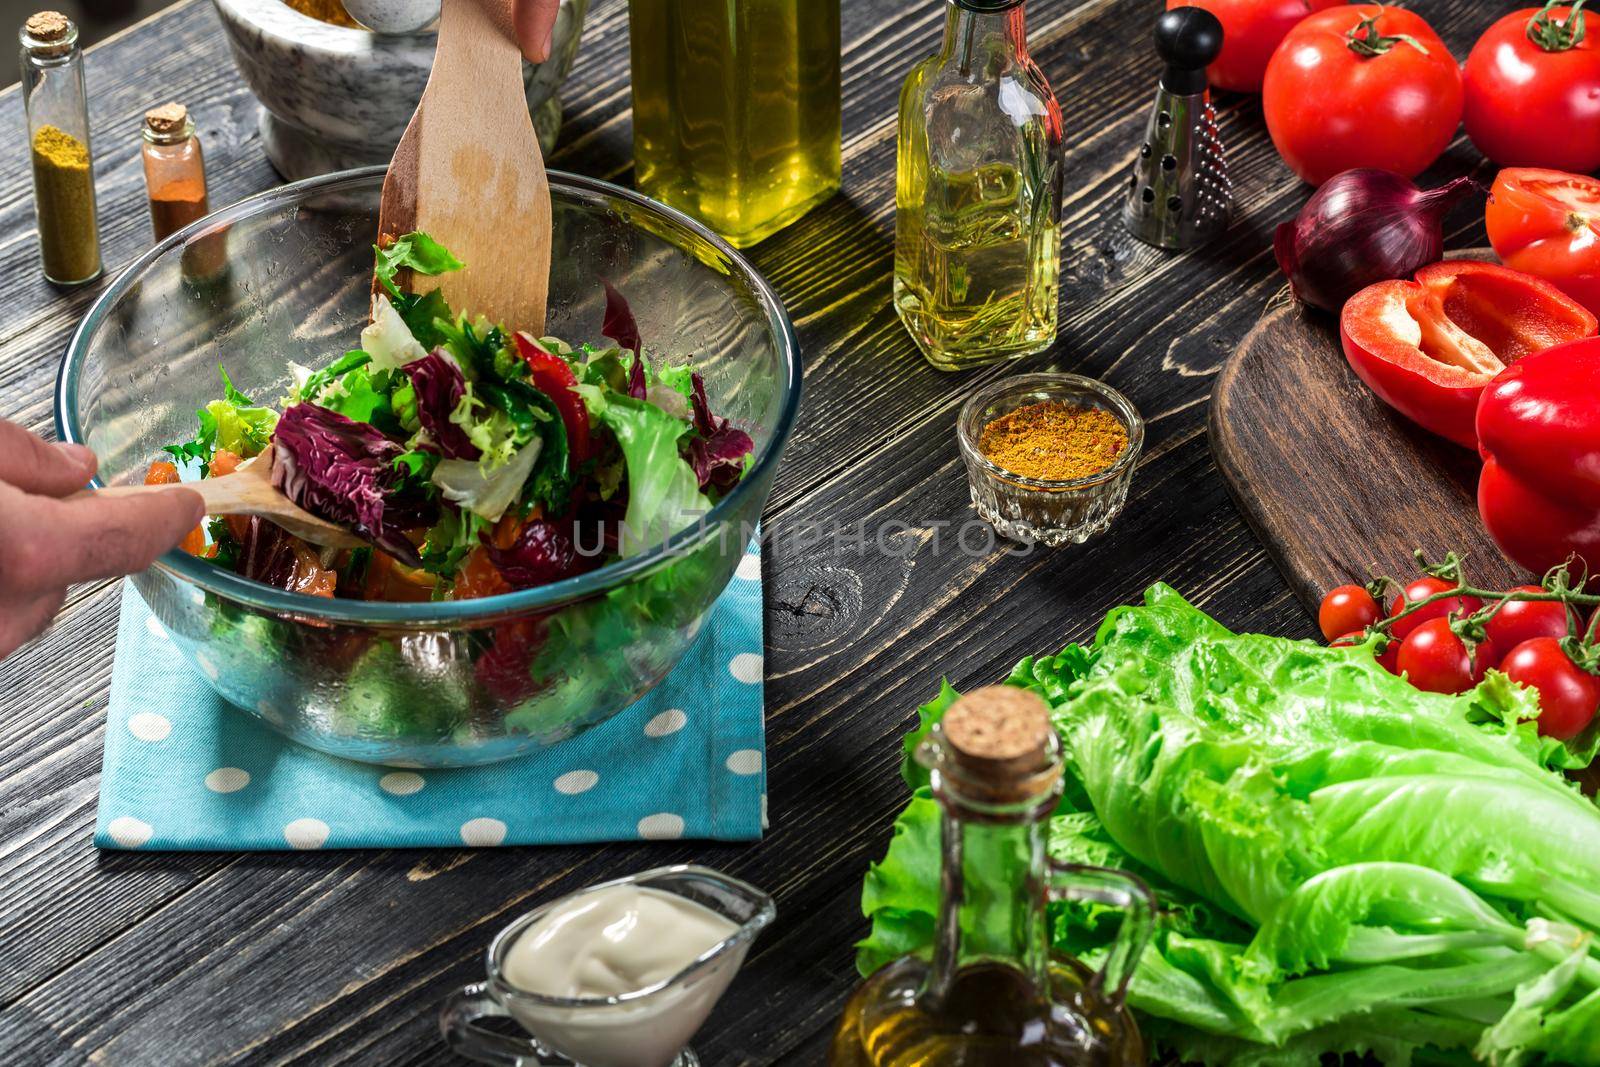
144;103;190;137
938;686;1058;804
22;11;74;55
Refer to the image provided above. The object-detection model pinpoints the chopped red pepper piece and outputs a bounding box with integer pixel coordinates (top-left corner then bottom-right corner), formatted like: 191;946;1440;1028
513;331;591;465
1339;260;1597;448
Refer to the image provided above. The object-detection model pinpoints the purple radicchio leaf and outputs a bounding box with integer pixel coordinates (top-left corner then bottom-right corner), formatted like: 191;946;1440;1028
485;519;591;590
238;515;298;589
601;278;642;355
403;351;479;461
626;350;648;400
685;371;754;494
270;403;437;566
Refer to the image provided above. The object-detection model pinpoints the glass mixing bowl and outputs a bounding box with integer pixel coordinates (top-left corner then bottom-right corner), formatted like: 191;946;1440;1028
56;167;800;767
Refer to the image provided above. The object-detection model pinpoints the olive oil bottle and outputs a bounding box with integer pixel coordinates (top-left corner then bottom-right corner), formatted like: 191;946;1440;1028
896;0;1064;370
830;686;1152;1066
628;0;841;248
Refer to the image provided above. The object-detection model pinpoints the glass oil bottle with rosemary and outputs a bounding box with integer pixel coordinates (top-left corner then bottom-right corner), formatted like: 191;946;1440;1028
895;0;1064;371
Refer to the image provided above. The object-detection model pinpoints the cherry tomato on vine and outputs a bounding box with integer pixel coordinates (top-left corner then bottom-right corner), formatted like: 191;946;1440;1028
1483;585;1573;652
1376;636;1402;674
1319;584;1382;642
1263;5;1463;185
1463;4;1600;172
1397;618;1495;694
1500;636;1600;739
1166;0;1342;93
1388;577;1483;641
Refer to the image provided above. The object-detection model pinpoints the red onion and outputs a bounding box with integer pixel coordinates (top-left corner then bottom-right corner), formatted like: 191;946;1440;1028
1274;170;1483;312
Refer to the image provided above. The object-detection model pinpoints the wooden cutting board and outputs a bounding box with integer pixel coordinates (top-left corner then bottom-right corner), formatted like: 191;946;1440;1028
1208;301;1527;615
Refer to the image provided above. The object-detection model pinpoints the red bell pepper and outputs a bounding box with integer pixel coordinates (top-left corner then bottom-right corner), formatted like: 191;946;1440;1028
1339;260;1597;448
513;332;591;464
1477;337;1600;577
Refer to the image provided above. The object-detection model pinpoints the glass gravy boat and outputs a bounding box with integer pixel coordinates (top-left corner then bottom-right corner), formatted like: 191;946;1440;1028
442;865;776;1067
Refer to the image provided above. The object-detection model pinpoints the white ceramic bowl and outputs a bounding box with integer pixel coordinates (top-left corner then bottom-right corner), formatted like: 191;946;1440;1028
211;0;586;180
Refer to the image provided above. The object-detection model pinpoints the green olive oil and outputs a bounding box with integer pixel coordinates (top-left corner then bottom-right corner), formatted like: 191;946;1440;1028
895;1;1064;370
627;0;841;248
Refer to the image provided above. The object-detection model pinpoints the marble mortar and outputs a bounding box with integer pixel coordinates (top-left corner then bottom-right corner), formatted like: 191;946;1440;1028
211;0;587;181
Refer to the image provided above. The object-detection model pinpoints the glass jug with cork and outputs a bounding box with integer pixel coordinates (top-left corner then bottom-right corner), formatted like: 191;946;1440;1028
830;685;1152;1066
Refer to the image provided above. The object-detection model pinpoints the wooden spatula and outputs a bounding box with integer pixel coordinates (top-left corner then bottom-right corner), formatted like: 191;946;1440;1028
88;449;364;551
377;0;552;333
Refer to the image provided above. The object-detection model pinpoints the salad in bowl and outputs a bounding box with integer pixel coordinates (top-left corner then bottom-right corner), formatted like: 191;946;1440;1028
149;232;754;604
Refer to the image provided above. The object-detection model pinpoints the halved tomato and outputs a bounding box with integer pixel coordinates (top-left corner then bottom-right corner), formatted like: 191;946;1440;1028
1339;260;1597;448
1486;168;1600;316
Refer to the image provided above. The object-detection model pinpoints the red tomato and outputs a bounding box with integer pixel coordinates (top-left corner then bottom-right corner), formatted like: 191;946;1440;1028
1486;168;1600;317
1319;584;1381;642
1263;5;1463;185
1464;6;1600;172
1484;586;1574;651
1388;576;1483;641
1376;636;1402;674
1340;261;1597;448
1500;636;1600;739
1397;617;1495;694
1165;0;1342;93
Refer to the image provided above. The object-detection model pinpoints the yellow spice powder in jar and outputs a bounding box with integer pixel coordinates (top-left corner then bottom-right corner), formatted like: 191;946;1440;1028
30;124;100;284
978;401;1128;481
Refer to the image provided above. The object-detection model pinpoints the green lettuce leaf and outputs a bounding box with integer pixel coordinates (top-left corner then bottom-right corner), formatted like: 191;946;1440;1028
373;231;464;301
591;394;710;557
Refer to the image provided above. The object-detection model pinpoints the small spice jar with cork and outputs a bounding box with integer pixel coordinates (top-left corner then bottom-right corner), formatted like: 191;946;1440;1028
956;373;1144;547
142;102;226;281
20;10;101;285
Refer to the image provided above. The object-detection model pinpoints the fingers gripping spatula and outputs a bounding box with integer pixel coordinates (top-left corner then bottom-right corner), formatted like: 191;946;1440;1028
377;0;552;333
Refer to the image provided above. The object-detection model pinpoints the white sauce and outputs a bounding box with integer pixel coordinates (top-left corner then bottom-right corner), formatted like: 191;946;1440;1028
500;885;745;1067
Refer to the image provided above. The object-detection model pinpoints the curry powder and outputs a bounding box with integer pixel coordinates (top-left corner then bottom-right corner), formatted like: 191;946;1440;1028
978;401;1128;481
31;124;100;283
283;0;362;29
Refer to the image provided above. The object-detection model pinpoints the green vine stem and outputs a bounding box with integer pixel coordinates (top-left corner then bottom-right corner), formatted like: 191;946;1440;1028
1354;553;1600;673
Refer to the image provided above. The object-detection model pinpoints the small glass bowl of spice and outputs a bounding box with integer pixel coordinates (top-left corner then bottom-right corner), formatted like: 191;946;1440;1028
957;373;1143;546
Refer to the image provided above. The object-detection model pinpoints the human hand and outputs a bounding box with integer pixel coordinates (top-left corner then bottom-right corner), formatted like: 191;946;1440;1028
511;0;561;62
0;420;204;661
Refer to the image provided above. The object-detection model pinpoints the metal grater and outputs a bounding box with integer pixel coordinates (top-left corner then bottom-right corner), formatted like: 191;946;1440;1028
1123;6;1231;251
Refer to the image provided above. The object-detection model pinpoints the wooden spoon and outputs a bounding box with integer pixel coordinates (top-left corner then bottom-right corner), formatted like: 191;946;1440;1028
88;448;365;551
377;0;552;333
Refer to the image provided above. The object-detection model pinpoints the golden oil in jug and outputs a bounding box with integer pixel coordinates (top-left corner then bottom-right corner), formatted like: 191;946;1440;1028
829;686;1151;1066
627;0;841;248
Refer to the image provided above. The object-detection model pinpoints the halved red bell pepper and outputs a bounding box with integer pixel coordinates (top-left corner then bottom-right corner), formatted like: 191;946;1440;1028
514;332;591;464
1478;337;1600;577
1339;260;1597;448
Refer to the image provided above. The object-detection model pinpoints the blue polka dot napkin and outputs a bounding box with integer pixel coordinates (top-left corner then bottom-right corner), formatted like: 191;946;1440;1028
94;546;767;851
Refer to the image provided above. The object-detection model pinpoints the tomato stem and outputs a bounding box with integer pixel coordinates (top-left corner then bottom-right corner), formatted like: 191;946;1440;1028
1346;12;1430;57
1527;0;1588;52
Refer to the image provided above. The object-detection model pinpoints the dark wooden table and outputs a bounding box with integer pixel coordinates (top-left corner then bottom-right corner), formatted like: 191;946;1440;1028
0;1;1500;1062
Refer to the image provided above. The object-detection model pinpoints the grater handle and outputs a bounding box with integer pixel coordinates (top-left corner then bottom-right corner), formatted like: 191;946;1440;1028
1155;7;1223;95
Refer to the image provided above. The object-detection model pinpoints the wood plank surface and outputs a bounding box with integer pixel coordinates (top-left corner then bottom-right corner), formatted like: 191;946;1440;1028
0;0;1511;1064
1211;303;1526;613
